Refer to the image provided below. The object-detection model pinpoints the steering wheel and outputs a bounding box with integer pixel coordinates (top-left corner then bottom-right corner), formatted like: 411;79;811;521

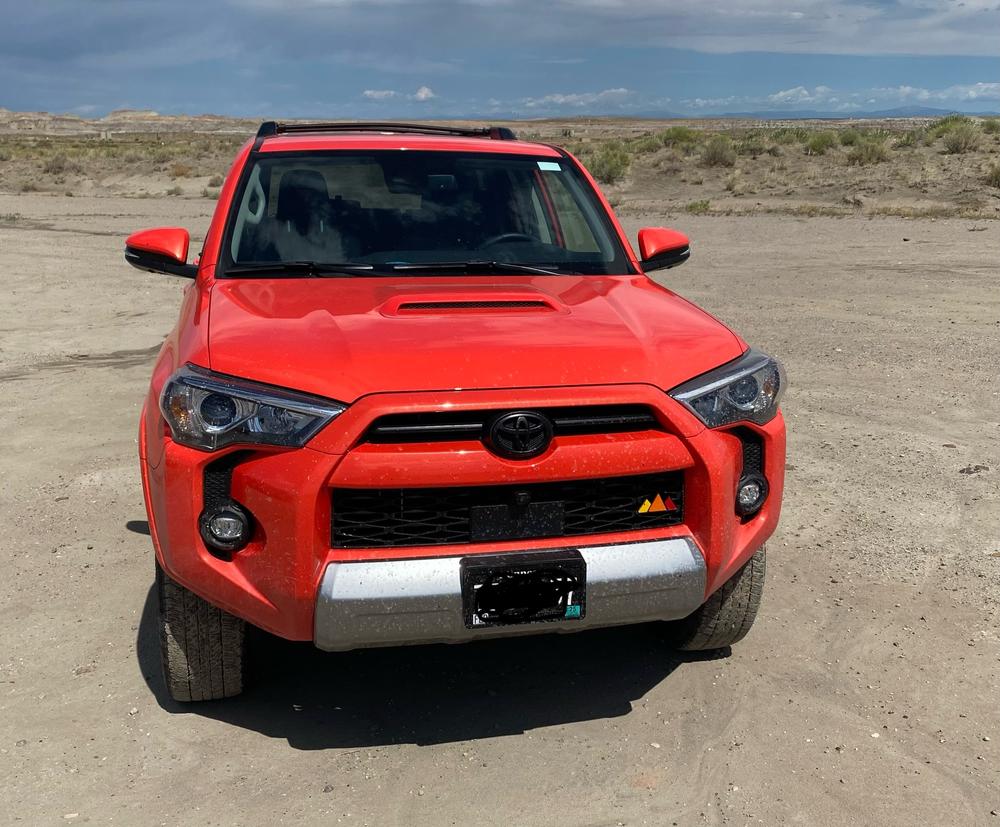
479;232;538;249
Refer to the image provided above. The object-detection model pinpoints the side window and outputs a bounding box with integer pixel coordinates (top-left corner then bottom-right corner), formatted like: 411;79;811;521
529;187;554;245
541;171;600;253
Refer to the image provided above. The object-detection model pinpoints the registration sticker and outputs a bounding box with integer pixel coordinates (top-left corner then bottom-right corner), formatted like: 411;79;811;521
537;161;562;171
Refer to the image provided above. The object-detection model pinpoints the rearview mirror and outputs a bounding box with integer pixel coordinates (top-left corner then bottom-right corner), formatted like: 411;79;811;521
637;227;690;272
124;227;196;278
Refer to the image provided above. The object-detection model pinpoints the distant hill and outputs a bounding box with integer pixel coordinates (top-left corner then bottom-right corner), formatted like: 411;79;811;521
715;106;999;120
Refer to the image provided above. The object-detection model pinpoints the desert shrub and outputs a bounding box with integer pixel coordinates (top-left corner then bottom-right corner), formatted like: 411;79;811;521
724;172;748;195
659;126;699;147
894;128;926;148
165;185;183;196
627;134;661;154
928;114;972;135
846;141;890;165
942;123;980;154
201;187;220;199
170;162;194;178
985;163;1000;188
685;199;711;215
864;128;893;143
21;181;39;192
587;141;631;184
769;126;809;145
839;128;862;146
734;135;767;157
805;131;837;156
701;135;735;167
42;153;81;174
207;174;224;187
982;118;1000;135
0;148;11;162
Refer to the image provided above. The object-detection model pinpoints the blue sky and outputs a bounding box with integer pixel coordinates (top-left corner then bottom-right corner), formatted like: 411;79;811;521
1;0;998;118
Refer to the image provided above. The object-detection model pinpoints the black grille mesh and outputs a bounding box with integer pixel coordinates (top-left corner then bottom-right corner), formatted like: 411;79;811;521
202;452;247;510
737;429;764;475
332;472;683;548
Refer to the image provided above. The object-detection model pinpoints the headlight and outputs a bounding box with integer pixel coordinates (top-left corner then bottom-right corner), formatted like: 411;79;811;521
670;349;786;428
160;365;346;451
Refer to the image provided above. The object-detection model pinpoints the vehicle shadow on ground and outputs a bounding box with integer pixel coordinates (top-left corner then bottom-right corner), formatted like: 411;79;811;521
136;584;723;749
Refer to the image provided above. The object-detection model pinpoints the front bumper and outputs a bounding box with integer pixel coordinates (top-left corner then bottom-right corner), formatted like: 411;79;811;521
314;537;706;650
141;382;785;643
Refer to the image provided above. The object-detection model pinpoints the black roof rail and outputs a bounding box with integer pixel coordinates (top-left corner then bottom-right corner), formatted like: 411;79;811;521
254;121;517;142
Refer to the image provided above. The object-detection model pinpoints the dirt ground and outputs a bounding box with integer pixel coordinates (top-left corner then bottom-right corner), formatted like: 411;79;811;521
1;190;999;825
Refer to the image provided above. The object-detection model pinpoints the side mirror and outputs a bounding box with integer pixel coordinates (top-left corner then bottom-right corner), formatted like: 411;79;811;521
638;227;690;272
124;227;196;278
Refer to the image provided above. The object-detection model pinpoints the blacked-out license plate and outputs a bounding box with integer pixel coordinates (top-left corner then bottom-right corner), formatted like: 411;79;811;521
460;550;586;629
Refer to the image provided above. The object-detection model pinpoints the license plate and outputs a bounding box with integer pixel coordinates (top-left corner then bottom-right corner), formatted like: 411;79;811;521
460;550;586;629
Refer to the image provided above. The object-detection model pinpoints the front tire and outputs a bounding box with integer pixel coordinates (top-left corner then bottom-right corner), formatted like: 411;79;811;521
156;563;246;701
666;546;766;651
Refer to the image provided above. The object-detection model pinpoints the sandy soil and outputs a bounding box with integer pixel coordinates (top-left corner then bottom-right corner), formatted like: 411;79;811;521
1;192;999;825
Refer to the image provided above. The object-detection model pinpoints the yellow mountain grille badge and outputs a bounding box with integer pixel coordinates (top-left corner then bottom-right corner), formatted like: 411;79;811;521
637;494;678;514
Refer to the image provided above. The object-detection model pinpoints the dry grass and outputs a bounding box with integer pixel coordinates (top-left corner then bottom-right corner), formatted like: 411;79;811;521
700;136;736;167
2;116;999;220
805;132;837;156
942;123;981;154
846;141;890;166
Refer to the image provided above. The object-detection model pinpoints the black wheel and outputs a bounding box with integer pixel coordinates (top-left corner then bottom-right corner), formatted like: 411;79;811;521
666;546;766;651
156;562;246;701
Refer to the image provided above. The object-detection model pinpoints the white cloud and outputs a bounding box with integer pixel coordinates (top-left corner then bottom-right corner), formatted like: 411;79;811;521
412;85;436;101
681;79;1000;113
523;88;634;109
362;89;397;100
767;86;812;105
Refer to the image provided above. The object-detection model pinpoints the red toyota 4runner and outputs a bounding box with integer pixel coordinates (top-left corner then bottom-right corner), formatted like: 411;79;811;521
126;122;786;702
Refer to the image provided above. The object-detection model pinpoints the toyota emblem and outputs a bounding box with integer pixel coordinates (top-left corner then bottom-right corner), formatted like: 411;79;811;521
488;411;553;459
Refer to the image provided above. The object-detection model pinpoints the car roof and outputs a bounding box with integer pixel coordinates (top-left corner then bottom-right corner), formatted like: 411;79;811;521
258;132;562;157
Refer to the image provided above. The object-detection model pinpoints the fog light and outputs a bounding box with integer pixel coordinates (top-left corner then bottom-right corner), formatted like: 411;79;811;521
199;503;251;553
735;473;768;517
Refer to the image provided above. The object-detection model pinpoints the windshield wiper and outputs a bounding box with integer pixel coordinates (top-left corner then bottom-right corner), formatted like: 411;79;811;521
390;260;566;277
224;261;378;278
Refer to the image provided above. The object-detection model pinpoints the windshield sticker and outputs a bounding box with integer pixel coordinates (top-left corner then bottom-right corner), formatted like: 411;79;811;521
537;161;562;171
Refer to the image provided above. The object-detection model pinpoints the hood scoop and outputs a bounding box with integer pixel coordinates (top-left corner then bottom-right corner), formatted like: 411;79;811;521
383;292;560;316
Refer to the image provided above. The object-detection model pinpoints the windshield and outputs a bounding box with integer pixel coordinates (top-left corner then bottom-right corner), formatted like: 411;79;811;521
221;150;634;276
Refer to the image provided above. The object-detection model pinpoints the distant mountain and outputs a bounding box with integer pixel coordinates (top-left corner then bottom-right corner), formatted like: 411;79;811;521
713;106;999;120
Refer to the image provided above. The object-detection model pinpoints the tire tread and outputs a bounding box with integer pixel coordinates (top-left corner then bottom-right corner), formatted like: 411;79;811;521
668;546;766;651
156;564;245;702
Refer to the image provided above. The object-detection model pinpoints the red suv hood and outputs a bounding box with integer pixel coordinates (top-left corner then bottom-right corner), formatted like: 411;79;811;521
207;276;744;402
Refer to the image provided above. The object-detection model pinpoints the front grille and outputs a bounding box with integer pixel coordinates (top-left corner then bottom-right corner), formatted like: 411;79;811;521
365;405;659;444
331;472;684;548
